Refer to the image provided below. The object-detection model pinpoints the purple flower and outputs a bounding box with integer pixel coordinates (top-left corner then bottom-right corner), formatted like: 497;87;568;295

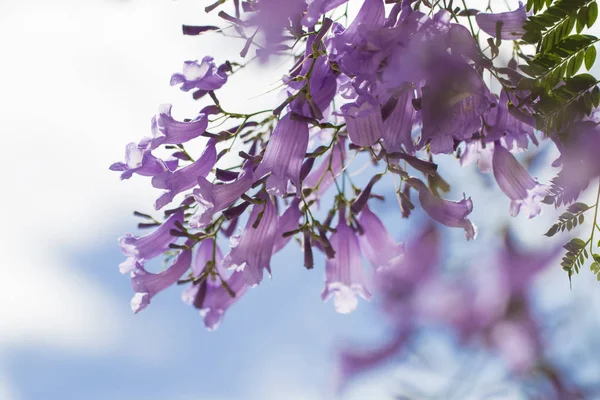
476;2;527;40
376;224;439;318
223;195;279;286
358;206;403;270
118;211;184;264
255;113;309;196
303;141;345;199
460;141;494;173
337;332;409;390
420;58;491;154
273;199;302;253
110;142;178;180
303;0;348;26
181;239;248;330
331;0;385;46
130;247;192;313
492;142;547;218
552;121;600;204
191;162;254;228
144;104;209;150
170;57;228;92
289;53;338;119
152;141;217;210
485;91;535;150
321;212;372;314
341;101;383;147
382;91;416;154
407;178;476;240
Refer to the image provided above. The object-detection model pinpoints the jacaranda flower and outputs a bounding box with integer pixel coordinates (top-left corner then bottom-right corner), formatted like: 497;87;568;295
110;142;178;180
322;210;372;314
407;178;476;240
223;195;279;286
358;205;403;270
190;162;254;228
143;104;210;150
476;2;527;40
170;57;228;92
255;113;309;196
181;239;248;330
130;247;192;313
152;140;217;210
492;142;547;218
118;211;184;268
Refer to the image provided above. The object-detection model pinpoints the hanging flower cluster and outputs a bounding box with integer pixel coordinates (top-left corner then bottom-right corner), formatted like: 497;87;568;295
111;0;600;331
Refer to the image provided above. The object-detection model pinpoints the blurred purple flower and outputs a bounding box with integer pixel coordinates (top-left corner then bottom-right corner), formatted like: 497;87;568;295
420;58;491;154
492;142;547;218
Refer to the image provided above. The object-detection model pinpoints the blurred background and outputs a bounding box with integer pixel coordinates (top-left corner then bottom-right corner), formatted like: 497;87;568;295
2;0;600;399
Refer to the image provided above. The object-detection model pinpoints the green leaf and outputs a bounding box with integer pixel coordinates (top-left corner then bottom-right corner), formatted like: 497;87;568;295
585;45;597;69
545;224;560;237
592;85;600;107
589;1;598;28
577;6;589;33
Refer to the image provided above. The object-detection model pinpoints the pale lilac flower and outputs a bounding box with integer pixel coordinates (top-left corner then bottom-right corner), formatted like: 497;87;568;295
358;206;403;270
223;196;279;286
273;199;302;253
144;104;209;150
476;2;527;40
118;211;184;263
341;101;383;147
170;57;228;92
382;91;416;154
492;142;547;218
322;212;372;314
190;162;254;228
255;113;309;196
152;141;217;210
110;142;178;180
407;178;476;240
181;239;248;330
130;248;192;313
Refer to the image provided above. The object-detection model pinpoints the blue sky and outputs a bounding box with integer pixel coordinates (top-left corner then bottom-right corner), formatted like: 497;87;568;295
2;1;600;399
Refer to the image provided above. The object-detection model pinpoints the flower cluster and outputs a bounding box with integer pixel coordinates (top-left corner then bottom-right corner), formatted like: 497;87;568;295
111;0;600;333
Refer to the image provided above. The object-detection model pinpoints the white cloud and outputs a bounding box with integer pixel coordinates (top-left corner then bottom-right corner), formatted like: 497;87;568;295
0;0;284;354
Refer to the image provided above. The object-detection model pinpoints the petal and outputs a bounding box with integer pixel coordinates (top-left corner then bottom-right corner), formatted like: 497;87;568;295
476;2;527;40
